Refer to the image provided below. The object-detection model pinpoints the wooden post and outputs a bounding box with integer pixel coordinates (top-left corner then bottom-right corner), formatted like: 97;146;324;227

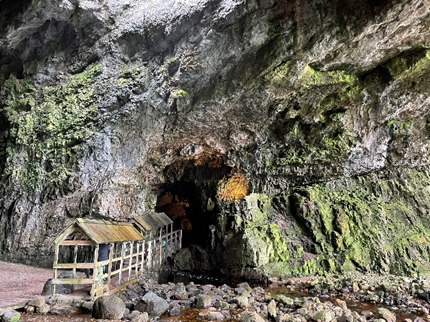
72;245;78;292
135;242;140;277
52;245;59;296
91;245;99;301
179;229;183;251
147;241;152;268
107;243;114;290
119;242;125;285
128;241;133;281
140;241;145;272
159;228;162;265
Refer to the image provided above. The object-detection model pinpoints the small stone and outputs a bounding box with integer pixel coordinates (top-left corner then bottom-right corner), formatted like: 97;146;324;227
92;295;126;320
215;300;229;310
36;304;50;314
2;310;21;322
168;301;181;316
135;292;169;317
375;308;396;322
81;301;94;311
127;310;141;319
240;311;265;322
234;295;249;308
333;298;347;310
25;306;35;314
206;311;225;321
173;291;189;300
130;312;149;322
313;310;333;322
268;300;277;318
195;294;212;309
352;282;360;293
28;296;45;308
50;304;73;316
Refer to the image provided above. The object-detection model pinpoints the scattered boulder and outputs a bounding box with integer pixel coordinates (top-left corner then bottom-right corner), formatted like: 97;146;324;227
93;295;126;320
135;292;169;317
206;311;225;321
375;308;396;322
240;311;266;322
36;304;50;314
130;312;149;322
168;301;181;316
2;310;20;322
50;304;73;316
194;294;212;309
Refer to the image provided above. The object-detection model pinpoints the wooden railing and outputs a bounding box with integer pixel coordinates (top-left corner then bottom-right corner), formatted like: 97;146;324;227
52;229;182;300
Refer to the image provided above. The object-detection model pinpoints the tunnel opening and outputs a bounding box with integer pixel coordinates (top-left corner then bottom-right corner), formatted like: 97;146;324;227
155;154;231;249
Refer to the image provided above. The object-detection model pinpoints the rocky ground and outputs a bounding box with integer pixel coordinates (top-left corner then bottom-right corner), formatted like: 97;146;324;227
2;272;430;322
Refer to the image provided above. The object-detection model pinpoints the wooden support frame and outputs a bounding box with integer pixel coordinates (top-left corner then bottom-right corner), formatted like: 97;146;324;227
52;224;182;300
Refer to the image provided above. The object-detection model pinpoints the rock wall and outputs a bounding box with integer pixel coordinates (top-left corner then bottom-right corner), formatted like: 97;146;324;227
0;0;429;277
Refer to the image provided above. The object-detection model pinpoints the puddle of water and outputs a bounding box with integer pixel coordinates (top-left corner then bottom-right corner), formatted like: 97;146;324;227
268;285;425;321
158;271;228;286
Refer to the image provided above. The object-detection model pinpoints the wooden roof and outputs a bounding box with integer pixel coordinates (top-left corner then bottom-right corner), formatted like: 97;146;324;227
53;218;144;245
132;212;173;231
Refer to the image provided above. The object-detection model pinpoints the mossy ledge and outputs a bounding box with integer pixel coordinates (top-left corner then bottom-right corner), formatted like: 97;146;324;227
0;63;102;191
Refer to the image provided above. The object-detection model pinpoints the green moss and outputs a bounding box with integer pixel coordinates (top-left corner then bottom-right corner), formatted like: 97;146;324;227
171;88;189;99
296;65;356;89
290;169;430;275
387;119;413;136
2;63;101;190
265;61;292;86
385;50;430;80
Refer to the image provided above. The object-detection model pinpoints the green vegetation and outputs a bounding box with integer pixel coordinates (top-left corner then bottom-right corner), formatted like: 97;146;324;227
1;63;101;190
296;65;356;89
290;169;430;275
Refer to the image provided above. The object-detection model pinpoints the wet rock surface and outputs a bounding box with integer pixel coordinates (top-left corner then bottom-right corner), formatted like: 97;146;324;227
19;273;430;321
0;0;430;281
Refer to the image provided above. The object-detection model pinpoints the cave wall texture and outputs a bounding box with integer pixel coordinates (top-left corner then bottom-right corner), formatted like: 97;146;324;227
1;0;430;277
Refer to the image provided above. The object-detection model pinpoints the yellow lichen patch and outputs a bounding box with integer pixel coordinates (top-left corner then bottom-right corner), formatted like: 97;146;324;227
216;173;249;203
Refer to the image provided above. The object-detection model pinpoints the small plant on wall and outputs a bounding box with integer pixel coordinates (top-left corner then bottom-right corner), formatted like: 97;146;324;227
216;172;249;203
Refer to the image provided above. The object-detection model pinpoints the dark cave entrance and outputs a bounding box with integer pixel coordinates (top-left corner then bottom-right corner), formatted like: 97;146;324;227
155;155;231;249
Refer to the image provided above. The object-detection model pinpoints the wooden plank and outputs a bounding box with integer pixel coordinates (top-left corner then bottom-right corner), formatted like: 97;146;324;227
140;241;145;272
98;278;138;298
147;241;152;268
54;263;95;269
52;245;59;296
135;242;139;277
128;241;133;281
91;245;99;301
119;242;125;285
52;278;94;285
60;240;94;246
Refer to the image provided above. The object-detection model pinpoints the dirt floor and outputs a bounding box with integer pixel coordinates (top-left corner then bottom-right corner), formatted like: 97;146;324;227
0;261;53;308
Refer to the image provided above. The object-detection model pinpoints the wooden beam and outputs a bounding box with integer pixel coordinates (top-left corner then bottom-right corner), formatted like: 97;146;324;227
98;278;138;299
54;263;95;269
60;240;94;246
128;241;133;281
140;241;145;272
52;278;94;285
91;245;99;301
119;242;125;285
52;244;59;296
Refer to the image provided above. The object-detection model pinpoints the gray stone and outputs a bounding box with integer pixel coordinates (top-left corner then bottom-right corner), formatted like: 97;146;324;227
168;301;181;316
50;304;73;316
206;311;225;321
36;304;50;314
135;292;169;317
240;311;266;322
130;312;149;322
93;295;126;320
81;301;94;311
234;295;249;308
28;296;45;307
268;300;277;319
194;294;212;309
2;310;20;322
375;308;396;322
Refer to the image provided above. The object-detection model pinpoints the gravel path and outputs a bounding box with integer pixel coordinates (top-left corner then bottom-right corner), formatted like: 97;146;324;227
0;261;52;308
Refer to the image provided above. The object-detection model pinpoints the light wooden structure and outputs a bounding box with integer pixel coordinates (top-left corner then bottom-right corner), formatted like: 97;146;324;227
52;216;182;300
